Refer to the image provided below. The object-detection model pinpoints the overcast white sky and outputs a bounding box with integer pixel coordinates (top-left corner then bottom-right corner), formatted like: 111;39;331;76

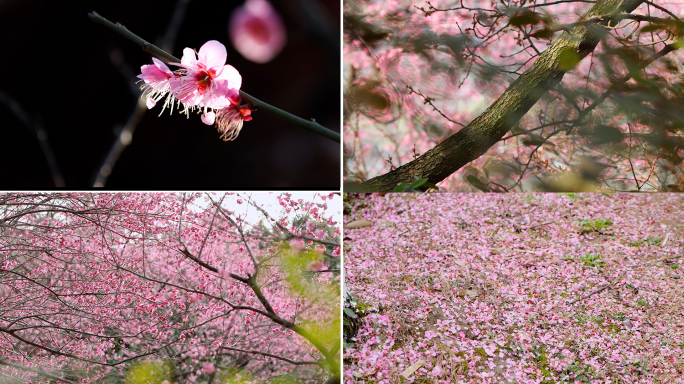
196;192;341;226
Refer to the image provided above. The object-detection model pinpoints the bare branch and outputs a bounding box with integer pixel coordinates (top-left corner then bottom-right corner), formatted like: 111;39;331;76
220;346;319;366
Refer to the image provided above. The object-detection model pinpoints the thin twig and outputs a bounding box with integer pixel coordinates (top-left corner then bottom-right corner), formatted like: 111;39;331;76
0;89;65;187
647;254;683;267
162;0;191;53
92;98;147;187
566;271;626;305
220;346;319;365
515;221;554;231
92;0;191;187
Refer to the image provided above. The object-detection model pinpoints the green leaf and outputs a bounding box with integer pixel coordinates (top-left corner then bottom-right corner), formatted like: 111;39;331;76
640;24;667;33
465;175;490;192
409;178;428;189
423;180;439;190
393;183;408;192
343;307;358;318
558;48;581;71
531;28;554;39
673;38;684;50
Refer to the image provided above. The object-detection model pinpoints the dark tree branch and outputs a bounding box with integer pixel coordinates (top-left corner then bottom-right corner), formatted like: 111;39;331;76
220;346;319;366
0;90;64;187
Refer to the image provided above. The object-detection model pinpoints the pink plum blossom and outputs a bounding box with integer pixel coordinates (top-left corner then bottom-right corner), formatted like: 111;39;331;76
137;58;178;112
169;40;242;112
214;96;253;141
137;40;253;141
290;238;305;251
229;0;287;64
1;193;340;383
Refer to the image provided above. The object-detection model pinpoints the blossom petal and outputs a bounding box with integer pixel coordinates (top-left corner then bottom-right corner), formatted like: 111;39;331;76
146;97;157;109
180;47;198;67
198;40;227;69
201;111;216;125
215;65;242;91
138;63;170;83
151;58;172;75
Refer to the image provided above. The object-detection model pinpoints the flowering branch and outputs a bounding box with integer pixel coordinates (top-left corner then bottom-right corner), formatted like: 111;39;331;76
1;193;337;382
88;11;340;143
177;198;340;377
0;358;77;384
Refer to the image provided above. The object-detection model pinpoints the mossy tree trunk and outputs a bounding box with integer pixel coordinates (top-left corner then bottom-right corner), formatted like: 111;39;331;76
361;0;646;192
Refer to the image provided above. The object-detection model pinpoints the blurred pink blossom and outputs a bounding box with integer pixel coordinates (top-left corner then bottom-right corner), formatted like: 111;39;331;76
229;0;287;63
430;364;443;377
307;259;326;272
201;363;216;374
290;238;305;251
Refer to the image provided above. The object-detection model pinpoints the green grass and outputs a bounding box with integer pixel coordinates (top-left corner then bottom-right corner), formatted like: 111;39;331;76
574;314;603;325
630;236;663;246
578;253;606;268
578;218;612;234
560;362;600;382
646;236;663;245
610;312;626;322
637;299;649;307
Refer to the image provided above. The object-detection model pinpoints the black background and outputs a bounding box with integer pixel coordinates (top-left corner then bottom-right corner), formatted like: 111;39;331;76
0;0;340;189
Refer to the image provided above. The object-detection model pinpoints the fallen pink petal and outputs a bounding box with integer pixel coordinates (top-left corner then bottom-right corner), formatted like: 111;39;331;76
344;193;684;383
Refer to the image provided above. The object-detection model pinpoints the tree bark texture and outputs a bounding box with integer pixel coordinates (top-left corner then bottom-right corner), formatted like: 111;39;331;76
361;0;645;192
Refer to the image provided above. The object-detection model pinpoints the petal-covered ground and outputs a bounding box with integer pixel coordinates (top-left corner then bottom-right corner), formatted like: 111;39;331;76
343;194;684;384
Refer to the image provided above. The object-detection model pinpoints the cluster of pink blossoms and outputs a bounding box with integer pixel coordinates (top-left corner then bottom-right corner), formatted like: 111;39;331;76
137;40;252;141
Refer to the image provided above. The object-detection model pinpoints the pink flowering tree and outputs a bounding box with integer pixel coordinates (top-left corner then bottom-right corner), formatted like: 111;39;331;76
345;0;684;192
0;192;340;383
